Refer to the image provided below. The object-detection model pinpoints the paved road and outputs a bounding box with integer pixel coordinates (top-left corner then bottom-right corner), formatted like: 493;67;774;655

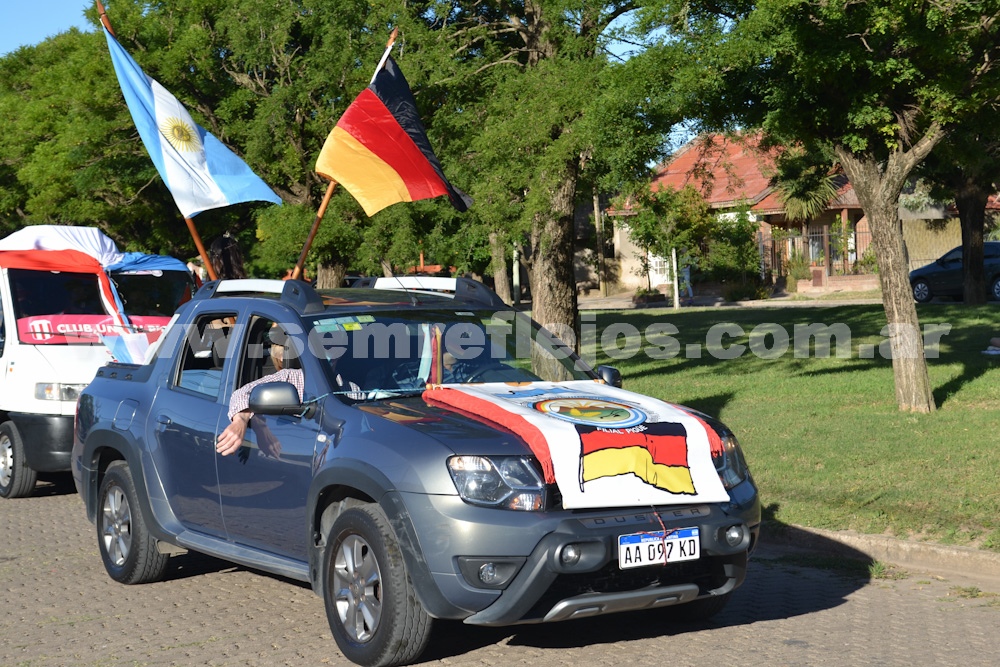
2;475;998;667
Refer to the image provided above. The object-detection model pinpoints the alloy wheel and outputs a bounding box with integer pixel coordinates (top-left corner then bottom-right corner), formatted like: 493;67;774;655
332;534;384;643
101;484;133;567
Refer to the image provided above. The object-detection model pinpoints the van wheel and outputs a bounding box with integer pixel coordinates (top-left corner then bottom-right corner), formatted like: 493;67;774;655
97;461;169;584
323;504;432;667
0;421;38;498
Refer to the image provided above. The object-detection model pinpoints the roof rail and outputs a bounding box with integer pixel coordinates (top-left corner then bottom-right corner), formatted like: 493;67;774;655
352;276;507;309
192;279;325;315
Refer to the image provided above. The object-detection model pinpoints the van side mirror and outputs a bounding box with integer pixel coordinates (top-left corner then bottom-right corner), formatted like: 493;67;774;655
595;365;622;388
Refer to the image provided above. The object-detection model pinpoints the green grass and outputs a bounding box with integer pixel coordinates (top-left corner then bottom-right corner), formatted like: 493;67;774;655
584;303;1000;550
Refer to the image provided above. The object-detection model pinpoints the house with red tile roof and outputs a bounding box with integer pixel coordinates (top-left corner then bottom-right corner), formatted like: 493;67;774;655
604;133;961;294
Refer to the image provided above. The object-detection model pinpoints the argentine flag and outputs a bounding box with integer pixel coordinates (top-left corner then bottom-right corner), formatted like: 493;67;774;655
103;27;282;218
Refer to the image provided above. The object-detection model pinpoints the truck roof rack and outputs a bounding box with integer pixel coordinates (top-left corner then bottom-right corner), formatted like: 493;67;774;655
351;276;507;309
193;279;326;315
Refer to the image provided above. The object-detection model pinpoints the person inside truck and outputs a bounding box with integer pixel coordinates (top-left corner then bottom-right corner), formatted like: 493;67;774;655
216;325;302;457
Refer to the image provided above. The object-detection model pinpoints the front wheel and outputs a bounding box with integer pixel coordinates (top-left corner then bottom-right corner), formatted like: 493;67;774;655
912;280;932;303
991;277;1000;301
323;505;432;667
97;461;169;584
0;421;37;499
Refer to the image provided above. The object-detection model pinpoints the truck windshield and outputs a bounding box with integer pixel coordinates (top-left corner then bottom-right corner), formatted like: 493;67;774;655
303;308;592;397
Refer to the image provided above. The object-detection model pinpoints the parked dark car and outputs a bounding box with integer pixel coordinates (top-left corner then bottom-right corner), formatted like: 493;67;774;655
73;278;760;667
909;241;1000;302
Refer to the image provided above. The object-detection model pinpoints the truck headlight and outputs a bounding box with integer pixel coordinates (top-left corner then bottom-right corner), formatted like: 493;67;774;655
447;455;547;511
35;383;88;402
713;432;750;489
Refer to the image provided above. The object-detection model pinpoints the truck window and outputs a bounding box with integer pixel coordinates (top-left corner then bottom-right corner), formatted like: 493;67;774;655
174;314;238;399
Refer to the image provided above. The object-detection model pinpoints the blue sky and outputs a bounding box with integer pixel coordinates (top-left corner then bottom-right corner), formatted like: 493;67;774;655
1;0;93;56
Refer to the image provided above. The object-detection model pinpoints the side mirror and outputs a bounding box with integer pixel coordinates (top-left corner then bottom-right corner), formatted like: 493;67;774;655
248;381;314;418
595;365;622;388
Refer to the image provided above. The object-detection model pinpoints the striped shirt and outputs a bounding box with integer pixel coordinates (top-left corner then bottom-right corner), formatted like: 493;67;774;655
227;368;305;421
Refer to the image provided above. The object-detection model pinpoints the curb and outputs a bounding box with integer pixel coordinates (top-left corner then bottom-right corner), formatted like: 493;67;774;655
760;523;1000;588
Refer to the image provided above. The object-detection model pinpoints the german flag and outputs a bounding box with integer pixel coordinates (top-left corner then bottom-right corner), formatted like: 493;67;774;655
315;57;472;216
577;423;696;495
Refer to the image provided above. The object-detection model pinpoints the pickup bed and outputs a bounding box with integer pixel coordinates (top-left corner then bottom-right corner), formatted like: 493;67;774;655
73;278;760;667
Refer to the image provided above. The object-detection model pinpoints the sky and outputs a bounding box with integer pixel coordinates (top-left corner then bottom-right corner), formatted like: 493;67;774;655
1;0;93;56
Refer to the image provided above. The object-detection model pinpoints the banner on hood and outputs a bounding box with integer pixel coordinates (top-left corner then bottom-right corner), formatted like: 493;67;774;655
423;380;731;509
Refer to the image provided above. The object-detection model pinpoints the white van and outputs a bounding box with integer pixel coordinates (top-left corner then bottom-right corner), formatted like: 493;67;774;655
0;226;193;498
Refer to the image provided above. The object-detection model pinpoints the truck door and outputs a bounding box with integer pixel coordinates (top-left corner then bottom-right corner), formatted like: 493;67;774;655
215;315;320;561
151;311;238;538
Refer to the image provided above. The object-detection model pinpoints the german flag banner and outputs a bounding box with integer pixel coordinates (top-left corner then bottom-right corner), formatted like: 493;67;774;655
423;381;730;509
315;57;472;216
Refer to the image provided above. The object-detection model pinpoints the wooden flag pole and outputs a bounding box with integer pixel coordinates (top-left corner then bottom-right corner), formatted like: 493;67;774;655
96;0;115;36
291;180;336;281
185;217;218;281
290;28;399;282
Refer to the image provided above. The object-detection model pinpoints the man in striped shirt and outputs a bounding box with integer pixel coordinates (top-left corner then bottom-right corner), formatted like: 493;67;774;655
216;327;303;457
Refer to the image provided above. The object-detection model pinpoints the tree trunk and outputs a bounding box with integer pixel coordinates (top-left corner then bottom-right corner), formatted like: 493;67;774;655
836;136;941;413
315;263;346;290
527;167;579;376
953;179;988;304
489;231;513;305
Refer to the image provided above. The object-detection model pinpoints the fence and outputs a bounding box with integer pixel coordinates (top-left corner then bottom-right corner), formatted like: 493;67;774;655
759;227;877;278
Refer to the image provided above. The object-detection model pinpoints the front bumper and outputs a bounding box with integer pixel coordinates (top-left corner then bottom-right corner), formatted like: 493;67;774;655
389;481;760;626
9;412;74;472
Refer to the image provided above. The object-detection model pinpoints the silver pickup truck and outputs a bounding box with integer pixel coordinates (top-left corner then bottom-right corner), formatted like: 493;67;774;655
73;278;760;667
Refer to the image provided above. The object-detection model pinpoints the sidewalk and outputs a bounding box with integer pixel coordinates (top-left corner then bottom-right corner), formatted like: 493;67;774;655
761;523;1000;591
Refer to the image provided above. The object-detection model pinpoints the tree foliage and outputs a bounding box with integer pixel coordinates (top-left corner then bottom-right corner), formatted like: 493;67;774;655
645;0;1000;412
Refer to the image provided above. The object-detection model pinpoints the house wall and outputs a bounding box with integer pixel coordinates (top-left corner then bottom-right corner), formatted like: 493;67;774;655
902;218;962;271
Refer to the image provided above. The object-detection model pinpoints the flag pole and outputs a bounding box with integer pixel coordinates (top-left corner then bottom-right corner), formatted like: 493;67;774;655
290;27;399;282
95;0;115;37
98;0;219;282
290;181;336;281
186;217;218;281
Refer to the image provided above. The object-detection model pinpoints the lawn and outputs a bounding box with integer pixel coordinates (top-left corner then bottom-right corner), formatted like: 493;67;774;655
583;302;1000;550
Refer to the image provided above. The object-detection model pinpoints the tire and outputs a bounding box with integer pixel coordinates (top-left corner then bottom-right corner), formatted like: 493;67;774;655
323;505;432;667
97;461;169;585
912;280;932;303
660;592;732;622
991;277;1000;301
0;421;38;499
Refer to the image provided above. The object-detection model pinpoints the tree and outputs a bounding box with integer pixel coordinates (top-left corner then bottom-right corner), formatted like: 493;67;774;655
655;0;1000;412
915;117;1000;304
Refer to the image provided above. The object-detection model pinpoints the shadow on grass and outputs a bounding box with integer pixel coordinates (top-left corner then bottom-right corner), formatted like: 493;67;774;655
420;504;875;662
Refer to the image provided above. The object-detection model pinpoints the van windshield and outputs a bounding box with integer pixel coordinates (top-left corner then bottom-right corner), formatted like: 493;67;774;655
9;269;110;345
111;270;193;318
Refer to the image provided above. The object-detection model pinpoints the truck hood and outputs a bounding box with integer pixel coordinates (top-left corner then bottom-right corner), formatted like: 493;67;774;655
358;381;733;510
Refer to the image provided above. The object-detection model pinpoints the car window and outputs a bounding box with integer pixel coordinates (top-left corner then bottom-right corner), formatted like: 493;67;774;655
941;249;962;264
174;313;238;399
984;244;1000;260
234;315;301;390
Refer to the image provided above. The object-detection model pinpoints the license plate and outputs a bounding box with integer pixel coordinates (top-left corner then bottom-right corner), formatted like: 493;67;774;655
618;527;700;569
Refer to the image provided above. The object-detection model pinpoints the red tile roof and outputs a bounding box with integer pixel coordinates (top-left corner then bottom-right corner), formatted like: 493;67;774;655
651;134;777;210
648;134;862;216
